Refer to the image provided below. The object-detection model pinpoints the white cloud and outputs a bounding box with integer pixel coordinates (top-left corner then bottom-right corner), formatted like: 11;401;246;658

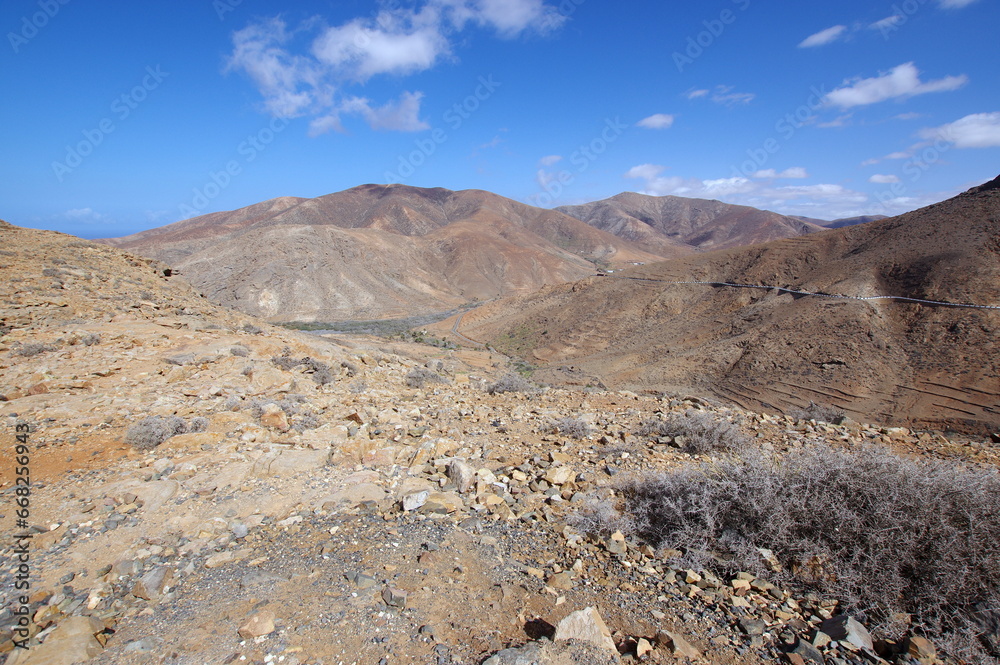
918;112;1000;148
769;184;867;202
625;164;869;219
313;22;445;82
798;25;847;48
869;174;901;184
938;0;979;7
869;15;903;31
228;1;567;133
752;167;809;179
684;86;753;106
636;113;674;129
340;91;430;132
63;208;107;222
711;85;755;106
442;0;568;36
625;164;666;181
886;151;912;159
478;135;503;150
226;19;323;118
538;155;562;167
622;166;908;219
824;62;967;109
701;177;755;196
818;113;853;128
308;114;345;137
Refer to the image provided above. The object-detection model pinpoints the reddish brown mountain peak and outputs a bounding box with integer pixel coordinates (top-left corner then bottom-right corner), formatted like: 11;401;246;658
965;173;1000;195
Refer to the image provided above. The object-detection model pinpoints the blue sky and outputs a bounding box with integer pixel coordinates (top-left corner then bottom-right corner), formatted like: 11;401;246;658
2;0;998;237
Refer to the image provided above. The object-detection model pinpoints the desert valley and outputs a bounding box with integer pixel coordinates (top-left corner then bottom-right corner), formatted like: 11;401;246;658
1;175;999;665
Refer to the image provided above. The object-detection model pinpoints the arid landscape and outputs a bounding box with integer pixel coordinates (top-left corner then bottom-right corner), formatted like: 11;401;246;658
6;0;999;663
3;174;1000;665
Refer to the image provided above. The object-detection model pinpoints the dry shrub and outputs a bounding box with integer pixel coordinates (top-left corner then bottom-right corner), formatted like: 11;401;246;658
486;373;536;395
14;342;58;357
547;417;592;439
270;354;334;385
789;401;846;425
607;444;1000;658
405;367;446;389
125;415;188;451
638;410;748;454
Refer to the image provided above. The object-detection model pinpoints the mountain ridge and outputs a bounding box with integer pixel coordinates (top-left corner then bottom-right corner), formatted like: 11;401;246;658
445;175;1000;433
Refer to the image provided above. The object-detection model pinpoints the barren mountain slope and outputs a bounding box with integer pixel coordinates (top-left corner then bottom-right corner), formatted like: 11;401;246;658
556;192;825;254
4;220;1000;664
101;185;666;322
455;177;1000;433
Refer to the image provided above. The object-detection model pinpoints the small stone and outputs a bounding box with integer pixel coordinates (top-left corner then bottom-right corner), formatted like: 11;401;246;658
605;538;627;555
447;460;476;493
636;637;653;658
554;606;617;653
346;571;378;589
906;636;936;665
547;571;574;590
544;466;575;486
655;629;702;660
788;637;825;665
739;618;766;636
421;491;463;514
238;610;275;638
382;585;408;609
205;551;236;569
402;490;430;511
13;615;105;665
259;404;290;431
131;566;174;600
819;615;873;651
732;578;752;592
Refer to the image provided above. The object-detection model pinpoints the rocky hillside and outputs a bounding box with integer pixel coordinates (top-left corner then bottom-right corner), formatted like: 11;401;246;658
448;177;1000;434
99;186;667;323
556;193;824;255
2;220;999;664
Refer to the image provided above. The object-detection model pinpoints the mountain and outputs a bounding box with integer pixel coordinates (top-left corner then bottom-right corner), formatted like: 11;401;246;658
100;185;668;322
555;192;825;254
792;214;890;230
7;218;988;664
450;176;1000;433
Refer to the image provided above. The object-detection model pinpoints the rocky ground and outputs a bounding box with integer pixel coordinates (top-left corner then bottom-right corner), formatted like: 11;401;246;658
1;222;999;665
